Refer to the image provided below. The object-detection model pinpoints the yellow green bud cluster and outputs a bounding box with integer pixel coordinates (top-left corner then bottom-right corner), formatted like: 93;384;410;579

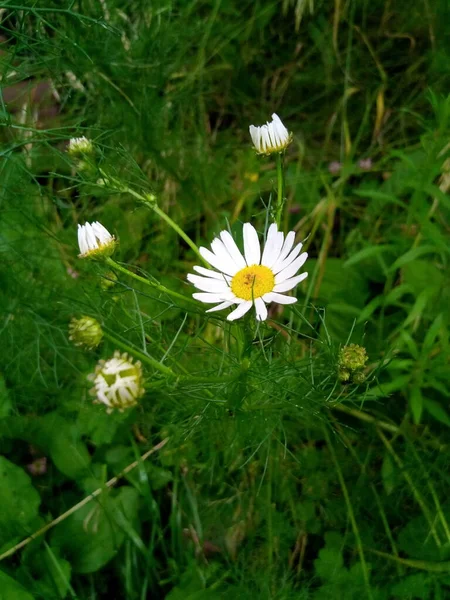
69;316;103;349
88;351;145;412
338;344;368;384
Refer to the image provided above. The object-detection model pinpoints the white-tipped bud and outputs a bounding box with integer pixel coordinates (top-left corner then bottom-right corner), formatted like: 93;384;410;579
68;136;94;157
89;351;145;412
69;316;103;349
77;221;116;259
249;113;292;155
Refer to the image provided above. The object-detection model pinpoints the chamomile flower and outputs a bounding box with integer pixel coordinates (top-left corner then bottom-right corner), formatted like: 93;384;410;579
249;113;292;155
188;223;308;321
77;221;116;259
89;351;144;412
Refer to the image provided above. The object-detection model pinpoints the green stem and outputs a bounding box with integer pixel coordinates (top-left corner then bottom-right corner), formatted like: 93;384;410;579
152;204;205;264
103;330;236;386
106;257;198;308
275;153;285;227
324;426;373;600
103;331;174;376
105;176;205;264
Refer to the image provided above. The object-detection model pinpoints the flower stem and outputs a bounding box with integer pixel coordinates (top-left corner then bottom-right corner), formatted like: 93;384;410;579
105;257;198;308
103;330;174;376
151;204;205;264
104;176;205;264
104;329;236;385
275;153;285;227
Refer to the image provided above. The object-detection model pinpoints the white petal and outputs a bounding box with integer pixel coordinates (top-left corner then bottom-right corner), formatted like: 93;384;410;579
274;231;295;266
77;225;88;254
262;292;297;305
275;252;308;283
92;221;111;242
273;242;304;274
272;113;289;144
268;121;279;147
199;247;238;276
205;301;235;313
220;230;246;269
187;274;230;293
193;292;235;304
264;231;284;268
261;127;270;153
243;223;261;265
254;298;268;322
227;300;253;321
249;125;261;152
261;223;279;266
193;265;230;282
273;272;308;293
84;222;98;250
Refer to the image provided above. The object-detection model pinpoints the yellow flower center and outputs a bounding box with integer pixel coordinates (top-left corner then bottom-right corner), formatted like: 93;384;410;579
231;265;274;301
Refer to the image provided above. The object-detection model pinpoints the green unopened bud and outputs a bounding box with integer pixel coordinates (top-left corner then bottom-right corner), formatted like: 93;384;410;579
88;351;144;412
100;271;118;290
338;368;351;382
69;316;103;349
338;344;368;372
352;371;366;385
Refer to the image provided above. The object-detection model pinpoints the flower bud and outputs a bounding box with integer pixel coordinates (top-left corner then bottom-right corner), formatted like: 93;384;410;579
67;136;94;157
249;113;292;155
89;351;144;412
100;271;118;290
69;316;103;349
338;368;351;382
338;344;368;372
352;371;366;385
77;221;116;259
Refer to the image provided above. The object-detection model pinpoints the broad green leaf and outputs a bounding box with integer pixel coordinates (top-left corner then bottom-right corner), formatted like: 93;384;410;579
25;546;72;600
314;532;345;581
398;509;450;561
0;457;40;543
0;571;35;600
353;189;408;208
390;245;438;272
51;487;140;574
423;398;450;427
422;313;444;355
390;574;430;599
409;387;423;424
404;288;434;327
0;414;91;480
344;245;394;268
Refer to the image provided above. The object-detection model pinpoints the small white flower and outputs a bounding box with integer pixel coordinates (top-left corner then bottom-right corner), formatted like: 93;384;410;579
89;351;144;412
188;223;308;322
68;136;93;156
77;221;116;259
249;113;292;155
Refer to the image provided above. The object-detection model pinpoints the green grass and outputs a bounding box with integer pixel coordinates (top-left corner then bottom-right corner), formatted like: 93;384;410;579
1;0;450;598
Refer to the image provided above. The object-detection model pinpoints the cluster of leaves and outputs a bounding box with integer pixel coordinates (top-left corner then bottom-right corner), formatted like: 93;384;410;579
1;0;450;598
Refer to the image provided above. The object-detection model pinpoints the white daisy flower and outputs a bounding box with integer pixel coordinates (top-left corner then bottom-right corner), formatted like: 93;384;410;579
68;136;93;156
187;223;308;322
89;351;144;412
249;113;292;155
77;221;116;259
